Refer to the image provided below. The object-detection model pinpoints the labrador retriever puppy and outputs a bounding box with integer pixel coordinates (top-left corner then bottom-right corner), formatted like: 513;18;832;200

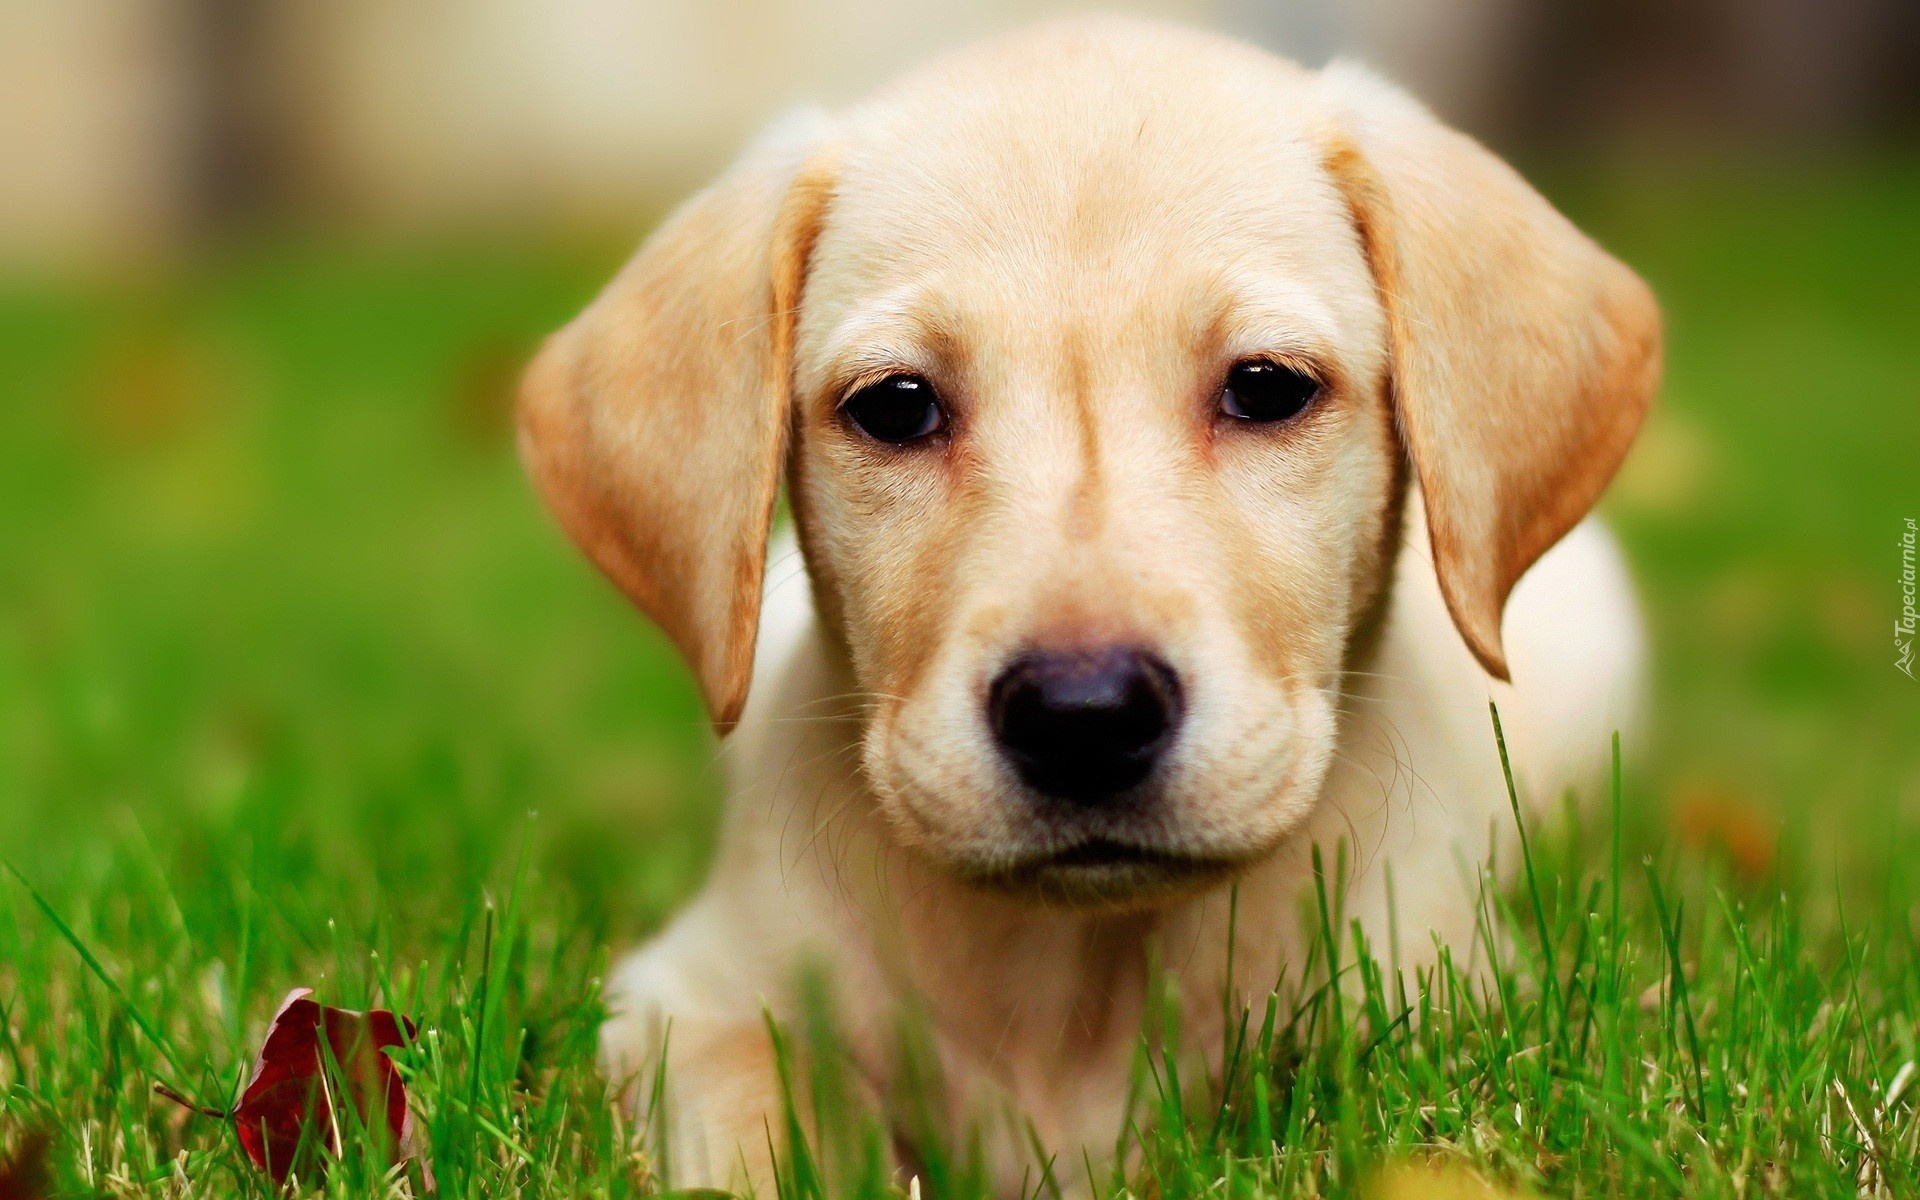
519;16;1658;1194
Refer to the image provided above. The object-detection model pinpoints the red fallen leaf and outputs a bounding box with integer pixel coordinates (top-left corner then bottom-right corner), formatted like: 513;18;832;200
0;1130;52;1200
233;988;418;1183
158;988;431;1190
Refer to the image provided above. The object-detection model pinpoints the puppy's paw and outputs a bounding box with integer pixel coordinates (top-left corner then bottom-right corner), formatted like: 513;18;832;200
598;946;789;1193
598;946;680;1106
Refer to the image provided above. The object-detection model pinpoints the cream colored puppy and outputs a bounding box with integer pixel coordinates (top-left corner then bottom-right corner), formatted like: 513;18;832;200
519;16;1658;1194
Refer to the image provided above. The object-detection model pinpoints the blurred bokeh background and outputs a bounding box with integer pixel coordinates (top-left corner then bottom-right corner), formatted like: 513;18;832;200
2;0;1917;921
5;0;1918;265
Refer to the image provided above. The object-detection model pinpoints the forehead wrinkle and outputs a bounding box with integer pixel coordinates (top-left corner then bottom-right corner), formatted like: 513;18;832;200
1211;276;1345;360
1060;325;1104;543
806;281;961;396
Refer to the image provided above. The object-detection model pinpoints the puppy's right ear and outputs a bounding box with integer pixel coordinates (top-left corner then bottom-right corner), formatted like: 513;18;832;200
519;117;836;732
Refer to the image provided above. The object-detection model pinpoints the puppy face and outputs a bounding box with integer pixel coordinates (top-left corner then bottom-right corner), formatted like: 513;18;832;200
518;20;1659;907
788;50;1394;897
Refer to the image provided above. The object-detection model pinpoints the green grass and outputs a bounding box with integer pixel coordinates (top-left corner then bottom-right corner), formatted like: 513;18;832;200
2;157;1917;1198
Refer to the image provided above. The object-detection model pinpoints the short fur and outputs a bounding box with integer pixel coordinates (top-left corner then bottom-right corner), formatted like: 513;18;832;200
518;17;1658;1194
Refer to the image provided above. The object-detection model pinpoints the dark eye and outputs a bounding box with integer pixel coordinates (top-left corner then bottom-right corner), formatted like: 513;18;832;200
841;375;946;444
1219;360;1320;424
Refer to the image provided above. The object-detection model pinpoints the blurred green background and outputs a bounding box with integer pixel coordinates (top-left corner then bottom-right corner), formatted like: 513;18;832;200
1;0;1917;1057
0;238;725;941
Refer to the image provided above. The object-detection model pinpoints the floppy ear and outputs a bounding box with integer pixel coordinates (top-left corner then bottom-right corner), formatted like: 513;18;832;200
518;117;836;731
1317;65;1661;680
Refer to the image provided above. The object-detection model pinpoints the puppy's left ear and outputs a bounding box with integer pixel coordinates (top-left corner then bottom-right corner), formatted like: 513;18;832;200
519;116;837;732
1317;65;1661;681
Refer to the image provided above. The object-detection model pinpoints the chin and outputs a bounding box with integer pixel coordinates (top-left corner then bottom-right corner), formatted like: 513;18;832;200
967;838;1245;909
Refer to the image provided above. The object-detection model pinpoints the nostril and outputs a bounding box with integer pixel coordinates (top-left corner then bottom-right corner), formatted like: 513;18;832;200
994;656;1174;756
988;648;1184;804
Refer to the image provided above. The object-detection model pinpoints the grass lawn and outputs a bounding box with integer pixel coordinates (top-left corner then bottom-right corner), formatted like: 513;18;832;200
2;157;1917;1198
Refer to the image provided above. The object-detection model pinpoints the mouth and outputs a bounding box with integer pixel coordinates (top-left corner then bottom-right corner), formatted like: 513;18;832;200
981;837;1237;904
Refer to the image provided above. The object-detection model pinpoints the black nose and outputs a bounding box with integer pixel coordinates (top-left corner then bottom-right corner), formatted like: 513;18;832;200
988;648;1183;804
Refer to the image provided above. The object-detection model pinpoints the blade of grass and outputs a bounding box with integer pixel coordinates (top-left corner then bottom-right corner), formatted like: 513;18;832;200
5;858;202;1100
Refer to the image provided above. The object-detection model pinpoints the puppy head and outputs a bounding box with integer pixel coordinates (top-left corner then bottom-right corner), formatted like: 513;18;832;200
520;20;1659;904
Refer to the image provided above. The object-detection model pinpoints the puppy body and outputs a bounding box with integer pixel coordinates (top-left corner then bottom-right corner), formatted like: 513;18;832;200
521;17;1660;1193
601;500;1643;1191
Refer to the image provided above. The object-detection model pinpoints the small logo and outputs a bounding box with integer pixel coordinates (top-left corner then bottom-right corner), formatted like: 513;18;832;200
1899;517;1917;679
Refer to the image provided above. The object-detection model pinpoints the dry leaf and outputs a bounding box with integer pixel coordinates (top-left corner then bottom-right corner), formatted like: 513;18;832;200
0;1130;50;1200
158;987;431;1189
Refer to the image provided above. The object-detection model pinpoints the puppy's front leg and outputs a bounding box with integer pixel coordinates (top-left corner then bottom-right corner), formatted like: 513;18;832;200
600;935;792;1194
